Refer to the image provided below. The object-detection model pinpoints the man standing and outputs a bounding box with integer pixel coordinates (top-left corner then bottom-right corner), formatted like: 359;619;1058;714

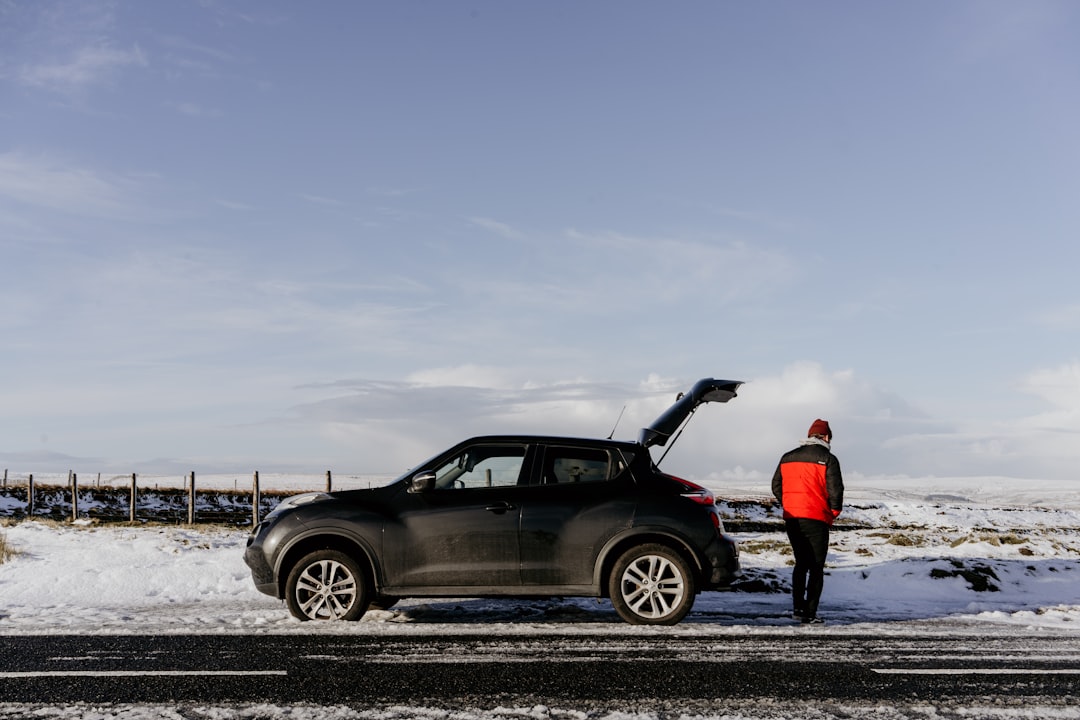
771;419;844;624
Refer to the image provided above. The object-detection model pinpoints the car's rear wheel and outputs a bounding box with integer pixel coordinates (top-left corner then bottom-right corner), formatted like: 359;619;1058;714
609;544;696;625
285;549;370;621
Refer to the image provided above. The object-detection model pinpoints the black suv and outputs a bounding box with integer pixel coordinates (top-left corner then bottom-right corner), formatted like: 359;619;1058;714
244;378;742;625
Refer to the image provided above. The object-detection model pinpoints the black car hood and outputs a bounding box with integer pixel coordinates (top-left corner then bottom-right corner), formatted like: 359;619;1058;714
638;378;743;447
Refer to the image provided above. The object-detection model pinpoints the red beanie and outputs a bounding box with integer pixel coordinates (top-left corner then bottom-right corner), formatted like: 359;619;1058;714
808;419;832;438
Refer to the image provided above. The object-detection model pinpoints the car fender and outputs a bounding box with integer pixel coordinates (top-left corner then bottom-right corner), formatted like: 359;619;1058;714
592;525;705;590
272;523;384;595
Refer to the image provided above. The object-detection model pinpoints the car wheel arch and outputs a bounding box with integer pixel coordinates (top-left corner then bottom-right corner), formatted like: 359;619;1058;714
275;529;381;599
594;529;704;597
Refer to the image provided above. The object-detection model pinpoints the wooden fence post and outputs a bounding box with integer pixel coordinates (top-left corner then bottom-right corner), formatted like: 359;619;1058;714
28;473;34;517
326;470;332;493
252;471;261;526
71;472;78;521
3;468;7;489
130;473;137;523
187;471;195;525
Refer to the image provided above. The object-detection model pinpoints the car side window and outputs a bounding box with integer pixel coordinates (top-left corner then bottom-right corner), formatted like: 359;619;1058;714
432;445;527;490
542;447;613;484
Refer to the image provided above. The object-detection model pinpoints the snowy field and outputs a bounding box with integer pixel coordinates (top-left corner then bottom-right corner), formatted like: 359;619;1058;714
1;477;1079;718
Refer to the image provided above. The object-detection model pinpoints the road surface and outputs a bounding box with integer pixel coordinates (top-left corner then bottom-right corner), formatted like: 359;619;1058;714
1;632;1078;716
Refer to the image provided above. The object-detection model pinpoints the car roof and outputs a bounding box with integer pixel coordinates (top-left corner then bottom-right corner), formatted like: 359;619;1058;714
457;434;642;451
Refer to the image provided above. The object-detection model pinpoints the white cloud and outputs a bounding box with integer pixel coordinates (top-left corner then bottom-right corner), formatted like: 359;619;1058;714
7;350;1080;483
300;193;345;207
469;217;527;241
406;365;517;389
1035;304;1080;331
1020;362;1080;410
167;101;221;118
0;151;143;220
158;34;236;65
563;228;796;306
20;43;147;92
278;361;1080;487
278;367;903;480
1010;363;1080;478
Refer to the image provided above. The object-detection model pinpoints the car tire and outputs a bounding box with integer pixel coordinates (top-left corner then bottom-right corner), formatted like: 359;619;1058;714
285;549;370;621
609;543;696;625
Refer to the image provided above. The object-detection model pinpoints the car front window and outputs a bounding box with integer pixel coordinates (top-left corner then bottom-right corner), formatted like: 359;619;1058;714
432;445;527;490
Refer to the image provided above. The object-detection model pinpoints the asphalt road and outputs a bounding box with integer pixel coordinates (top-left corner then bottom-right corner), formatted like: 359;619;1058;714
1;632;1079;710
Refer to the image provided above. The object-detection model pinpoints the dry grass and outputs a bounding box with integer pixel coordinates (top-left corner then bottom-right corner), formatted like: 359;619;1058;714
950;531;1030;548
736;538;792;555
0;529;15;564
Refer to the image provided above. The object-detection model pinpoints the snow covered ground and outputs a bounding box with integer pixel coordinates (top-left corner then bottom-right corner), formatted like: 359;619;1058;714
3;476;1078;635
1;478;1079;718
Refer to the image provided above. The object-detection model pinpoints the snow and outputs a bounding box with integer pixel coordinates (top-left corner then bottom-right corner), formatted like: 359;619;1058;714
2;479;1080;718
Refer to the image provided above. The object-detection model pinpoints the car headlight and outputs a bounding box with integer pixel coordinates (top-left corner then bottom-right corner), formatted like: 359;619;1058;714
268;492;331;517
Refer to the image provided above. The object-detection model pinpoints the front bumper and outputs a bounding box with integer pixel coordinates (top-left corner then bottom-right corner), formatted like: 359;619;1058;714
243;547;278;597
243;517;289;598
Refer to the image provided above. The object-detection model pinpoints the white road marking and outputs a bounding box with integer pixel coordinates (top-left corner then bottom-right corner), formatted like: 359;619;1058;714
0;670;287;678
873;668;1080;675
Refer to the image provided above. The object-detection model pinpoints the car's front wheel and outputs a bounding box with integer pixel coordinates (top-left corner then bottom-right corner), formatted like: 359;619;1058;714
609;544;696;625
285;549;370;621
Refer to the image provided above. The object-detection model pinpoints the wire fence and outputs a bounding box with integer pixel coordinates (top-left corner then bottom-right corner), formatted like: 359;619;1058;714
0;468;397;526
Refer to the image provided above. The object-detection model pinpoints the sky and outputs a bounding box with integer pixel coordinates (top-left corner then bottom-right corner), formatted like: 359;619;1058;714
1;0;1079;485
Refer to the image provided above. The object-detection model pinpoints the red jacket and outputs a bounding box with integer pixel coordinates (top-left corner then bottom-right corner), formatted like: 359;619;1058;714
771;440;844;524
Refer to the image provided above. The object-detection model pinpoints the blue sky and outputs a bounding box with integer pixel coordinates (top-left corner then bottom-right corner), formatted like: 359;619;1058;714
2;0;1079;486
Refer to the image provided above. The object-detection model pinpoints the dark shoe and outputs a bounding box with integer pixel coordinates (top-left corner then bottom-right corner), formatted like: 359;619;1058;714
793;608;805;619
800;615;824;625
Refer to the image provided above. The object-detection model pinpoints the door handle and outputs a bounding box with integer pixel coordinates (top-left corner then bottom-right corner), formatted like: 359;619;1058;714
484;502;515;514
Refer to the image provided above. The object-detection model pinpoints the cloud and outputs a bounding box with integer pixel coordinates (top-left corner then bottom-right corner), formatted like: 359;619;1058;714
562;228;796;306
1035;304;1080;331
277;362;1080;485
7;357;1079;482
0;151;143;220
20;43;147;92
406;365;519;389
431;228;798;339
167;101;221;118
158;34;236;66
214;199;254;211
284;374;674;471
281;369;841;477
1014;363;1080;478
1020;362;1080;410
469;217;527;242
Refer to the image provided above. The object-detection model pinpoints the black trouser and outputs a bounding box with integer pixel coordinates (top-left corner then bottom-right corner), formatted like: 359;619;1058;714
785;518;830;617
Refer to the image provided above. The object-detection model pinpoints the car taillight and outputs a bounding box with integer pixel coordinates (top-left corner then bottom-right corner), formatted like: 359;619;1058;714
708;510;722;531
671;475;716;506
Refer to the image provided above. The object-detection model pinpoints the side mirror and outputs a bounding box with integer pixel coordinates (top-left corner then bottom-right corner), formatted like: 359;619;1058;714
407;472;436;494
